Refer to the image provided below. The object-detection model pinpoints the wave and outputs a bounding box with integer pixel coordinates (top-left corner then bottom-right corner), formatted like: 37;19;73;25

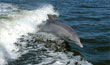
8;32;93;65
0;3;92;65
0;3;58;65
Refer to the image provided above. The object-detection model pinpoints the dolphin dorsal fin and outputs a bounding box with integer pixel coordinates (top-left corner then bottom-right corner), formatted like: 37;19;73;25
47;14;55;23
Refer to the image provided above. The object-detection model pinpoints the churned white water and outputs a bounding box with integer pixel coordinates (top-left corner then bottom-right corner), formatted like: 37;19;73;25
0;3;92;65
0;3;58;65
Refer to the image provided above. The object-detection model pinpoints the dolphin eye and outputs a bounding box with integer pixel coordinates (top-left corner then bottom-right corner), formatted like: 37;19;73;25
69;37;73;41
69;36;76;42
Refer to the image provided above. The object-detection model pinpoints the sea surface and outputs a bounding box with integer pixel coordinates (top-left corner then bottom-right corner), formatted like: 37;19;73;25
0;0;110;65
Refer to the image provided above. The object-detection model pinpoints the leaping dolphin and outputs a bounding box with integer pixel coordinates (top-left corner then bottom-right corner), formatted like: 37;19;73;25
39;15;83;48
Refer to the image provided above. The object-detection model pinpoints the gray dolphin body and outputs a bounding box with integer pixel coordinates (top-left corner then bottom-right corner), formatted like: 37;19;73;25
39;15;83;48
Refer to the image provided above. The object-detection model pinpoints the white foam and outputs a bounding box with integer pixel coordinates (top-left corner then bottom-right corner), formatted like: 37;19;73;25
0;3;58;65
0;3;18;16
16;32;93;65
0;3;93;65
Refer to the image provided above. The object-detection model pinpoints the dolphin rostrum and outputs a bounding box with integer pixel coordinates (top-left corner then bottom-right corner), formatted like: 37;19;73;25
39;15;83;48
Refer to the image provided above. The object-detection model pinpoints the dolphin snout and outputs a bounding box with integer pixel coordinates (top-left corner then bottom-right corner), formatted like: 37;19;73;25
75;42;83;48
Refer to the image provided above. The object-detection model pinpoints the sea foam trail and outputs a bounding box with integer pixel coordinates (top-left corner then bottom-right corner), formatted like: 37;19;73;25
0;3;58;65
10;32;93;65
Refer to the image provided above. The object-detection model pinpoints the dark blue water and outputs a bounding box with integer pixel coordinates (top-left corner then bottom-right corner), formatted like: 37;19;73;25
0;0;110;65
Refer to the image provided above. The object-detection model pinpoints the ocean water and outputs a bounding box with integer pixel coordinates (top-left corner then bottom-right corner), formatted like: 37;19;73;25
0;0;109;65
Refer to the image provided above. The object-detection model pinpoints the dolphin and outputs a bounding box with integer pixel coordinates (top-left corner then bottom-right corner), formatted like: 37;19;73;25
39;15;83;48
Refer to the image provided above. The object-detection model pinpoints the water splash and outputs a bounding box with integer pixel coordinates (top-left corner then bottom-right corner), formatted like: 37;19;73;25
0;3;58;65
8;32;92;65
0;2;92;65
